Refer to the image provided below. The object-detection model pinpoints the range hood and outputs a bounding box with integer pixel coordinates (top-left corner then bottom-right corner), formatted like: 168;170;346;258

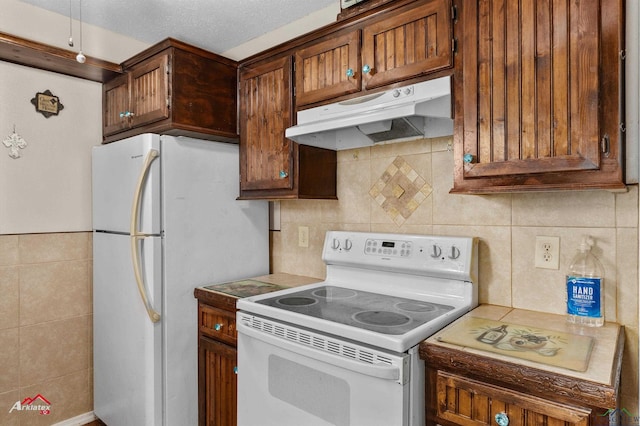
285;76;453;151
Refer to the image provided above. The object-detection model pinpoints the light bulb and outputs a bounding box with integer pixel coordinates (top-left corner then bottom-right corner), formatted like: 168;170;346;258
76;51;86;63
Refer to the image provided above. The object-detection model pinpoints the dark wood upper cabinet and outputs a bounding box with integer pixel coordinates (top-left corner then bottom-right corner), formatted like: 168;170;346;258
294;30;362;107
239;56;337;200
361;0;453;90
293;0;454;108
102;39;238;144
452;0;625;193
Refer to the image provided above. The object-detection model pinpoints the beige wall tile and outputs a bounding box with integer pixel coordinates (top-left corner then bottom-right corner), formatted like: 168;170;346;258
511;227;616;319
0;267;19;330
19;233;90;264
322;158;372;224
370;137;433;158
20;316;89;387
434;225;512;307
370;153;434;226
0;390;20;426
0;328;19;393
20;260;90;326
19;370;91;426
616;186;639;228
617;229;639;327
0;235;19;266
431;151;513;226
512;191;616;227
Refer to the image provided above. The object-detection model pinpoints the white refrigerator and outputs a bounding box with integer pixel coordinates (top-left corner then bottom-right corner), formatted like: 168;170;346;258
92;134;269;426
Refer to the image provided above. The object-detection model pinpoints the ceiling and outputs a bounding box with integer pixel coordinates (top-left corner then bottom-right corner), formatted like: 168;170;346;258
18;0;338;56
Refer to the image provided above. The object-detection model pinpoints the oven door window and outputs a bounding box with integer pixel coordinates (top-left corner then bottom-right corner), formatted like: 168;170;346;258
237;319;410;426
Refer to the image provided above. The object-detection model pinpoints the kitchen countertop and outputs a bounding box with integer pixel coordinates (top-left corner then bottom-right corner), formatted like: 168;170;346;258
194;273;322;310
421;305;624;407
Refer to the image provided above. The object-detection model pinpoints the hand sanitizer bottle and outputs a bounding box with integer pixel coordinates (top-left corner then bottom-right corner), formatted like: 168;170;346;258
566;236;605;327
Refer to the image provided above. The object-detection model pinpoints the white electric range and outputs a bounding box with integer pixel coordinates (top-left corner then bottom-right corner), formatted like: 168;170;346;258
236;231;478;426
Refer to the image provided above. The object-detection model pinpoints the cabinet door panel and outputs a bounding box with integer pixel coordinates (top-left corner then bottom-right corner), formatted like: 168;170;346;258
103;73;130;136
362;0;452;89
240;57;293;191
199;336;237;426
436;371;590;426
130;54;170;128
295;31;361;106
460;0;600;179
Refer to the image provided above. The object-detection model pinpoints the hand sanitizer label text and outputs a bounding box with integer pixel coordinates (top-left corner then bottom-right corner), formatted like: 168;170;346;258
566;276;602;318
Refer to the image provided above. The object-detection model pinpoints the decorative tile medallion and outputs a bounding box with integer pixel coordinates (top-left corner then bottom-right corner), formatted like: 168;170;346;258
369;156;432;225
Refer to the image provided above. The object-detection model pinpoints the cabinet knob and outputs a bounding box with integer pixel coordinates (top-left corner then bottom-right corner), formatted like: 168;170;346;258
346;68;355;78
463;153;475;164
214;323;223;331
233;366;238;374
119;111;135;118
279;170;288;178
362;64;371;74
495;412;509;426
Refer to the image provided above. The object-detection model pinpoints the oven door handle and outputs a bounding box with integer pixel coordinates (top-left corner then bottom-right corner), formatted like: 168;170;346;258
237;321;404;382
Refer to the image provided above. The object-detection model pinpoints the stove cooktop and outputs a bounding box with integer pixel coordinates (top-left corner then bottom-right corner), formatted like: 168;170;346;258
256;285;454;335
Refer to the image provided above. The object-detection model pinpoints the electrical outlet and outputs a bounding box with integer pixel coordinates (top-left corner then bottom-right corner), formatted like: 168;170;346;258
535;236;560;270
298;226;309;248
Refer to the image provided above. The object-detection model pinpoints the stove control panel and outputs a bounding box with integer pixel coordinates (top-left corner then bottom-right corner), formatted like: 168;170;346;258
323;231;478;283
364;238;413;257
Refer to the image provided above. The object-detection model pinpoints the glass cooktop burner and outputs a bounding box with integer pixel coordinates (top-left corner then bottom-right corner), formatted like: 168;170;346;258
353;310;411;327
276;296;318;307
257;285;455;335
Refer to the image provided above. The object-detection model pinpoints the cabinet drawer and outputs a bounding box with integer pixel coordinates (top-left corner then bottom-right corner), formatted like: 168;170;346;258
199;303;236;345
436;371;590;426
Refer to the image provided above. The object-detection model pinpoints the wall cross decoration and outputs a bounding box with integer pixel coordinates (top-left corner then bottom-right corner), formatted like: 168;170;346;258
3;126;27;159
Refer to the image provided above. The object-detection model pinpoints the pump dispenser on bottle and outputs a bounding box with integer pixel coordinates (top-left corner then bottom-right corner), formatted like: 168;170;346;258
566;236;604;327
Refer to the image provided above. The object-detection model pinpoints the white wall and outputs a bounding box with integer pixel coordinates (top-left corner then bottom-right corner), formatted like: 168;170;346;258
0;61;101;234
1;0;149;63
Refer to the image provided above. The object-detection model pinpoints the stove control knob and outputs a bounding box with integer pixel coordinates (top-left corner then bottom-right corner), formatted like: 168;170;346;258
431;245;442;259
331;238;341;250
344;239;353;251
448;246;461;260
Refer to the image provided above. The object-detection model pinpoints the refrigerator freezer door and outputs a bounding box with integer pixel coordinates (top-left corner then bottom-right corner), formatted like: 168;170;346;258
160;136;269;426
92;134;161;235
93;232;162;426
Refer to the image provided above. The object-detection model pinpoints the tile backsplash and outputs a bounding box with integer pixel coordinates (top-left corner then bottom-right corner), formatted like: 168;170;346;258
271;136;639;412
0;232;92;426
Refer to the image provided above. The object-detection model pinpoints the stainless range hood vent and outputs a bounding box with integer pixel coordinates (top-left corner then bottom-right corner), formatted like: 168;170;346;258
285;76;453;151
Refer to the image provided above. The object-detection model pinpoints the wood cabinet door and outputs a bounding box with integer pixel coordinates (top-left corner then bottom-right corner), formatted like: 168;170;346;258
239;56;293;191
436;371;591;426
361;0;453;90
199;336;237;426
129;54;170;128
294;30;361;106
103;73;130;136
453;0;624;192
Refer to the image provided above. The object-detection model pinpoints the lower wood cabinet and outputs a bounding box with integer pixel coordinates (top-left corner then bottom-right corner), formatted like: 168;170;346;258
435;371;590;426
199;336;237;426
197;300;238;426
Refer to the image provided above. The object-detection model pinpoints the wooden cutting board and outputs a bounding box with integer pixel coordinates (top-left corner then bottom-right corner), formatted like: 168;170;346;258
436;316;594;372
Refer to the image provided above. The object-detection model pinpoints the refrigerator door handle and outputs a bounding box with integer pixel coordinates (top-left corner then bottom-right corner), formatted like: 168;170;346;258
130;149;161;323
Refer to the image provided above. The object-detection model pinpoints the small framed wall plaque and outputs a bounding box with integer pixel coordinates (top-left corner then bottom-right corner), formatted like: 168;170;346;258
31;90;64;118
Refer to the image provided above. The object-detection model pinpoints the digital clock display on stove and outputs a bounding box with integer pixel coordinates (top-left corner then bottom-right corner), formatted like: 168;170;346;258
382;241;395;248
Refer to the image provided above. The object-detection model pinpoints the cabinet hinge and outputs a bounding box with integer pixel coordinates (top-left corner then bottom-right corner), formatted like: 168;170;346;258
620;122;626;133
620;49;626;61
166;97;170;108
451;5;458;22
165;64;171;75
452;38;458;53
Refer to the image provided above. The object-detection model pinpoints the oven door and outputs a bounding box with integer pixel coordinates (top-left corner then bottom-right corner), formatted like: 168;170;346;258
237;313;411;426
